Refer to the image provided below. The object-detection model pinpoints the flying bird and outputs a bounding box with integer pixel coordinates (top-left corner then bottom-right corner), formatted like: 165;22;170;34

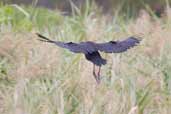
36;33;140;84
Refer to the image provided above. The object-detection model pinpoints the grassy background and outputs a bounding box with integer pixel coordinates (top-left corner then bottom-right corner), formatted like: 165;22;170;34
0;2;171;114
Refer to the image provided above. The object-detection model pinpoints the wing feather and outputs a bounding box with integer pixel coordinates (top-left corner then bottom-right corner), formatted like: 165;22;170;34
97;37;140;53
36;33;86;53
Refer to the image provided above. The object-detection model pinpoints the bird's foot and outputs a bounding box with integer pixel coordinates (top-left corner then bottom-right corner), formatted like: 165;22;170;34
97;75;101;83
93;71;101;84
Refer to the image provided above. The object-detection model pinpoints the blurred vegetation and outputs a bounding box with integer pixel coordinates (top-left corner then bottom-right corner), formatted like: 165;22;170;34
1;0;171;16
0;4;63;31
0;1;171;114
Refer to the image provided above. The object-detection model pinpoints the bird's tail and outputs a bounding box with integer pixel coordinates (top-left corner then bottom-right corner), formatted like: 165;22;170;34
101;58;107;65
36;33;55;44
95;57;107;66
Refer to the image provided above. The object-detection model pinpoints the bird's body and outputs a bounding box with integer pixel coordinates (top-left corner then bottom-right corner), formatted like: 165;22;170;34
37;33;141;83
85;51;106;66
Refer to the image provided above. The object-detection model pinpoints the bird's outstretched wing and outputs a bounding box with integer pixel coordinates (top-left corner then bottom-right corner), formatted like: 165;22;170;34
36;33;87;53
96;37;140;53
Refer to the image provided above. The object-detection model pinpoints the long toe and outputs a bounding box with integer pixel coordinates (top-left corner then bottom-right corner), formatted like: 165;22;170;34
95;77;100;84
93;72;100;84
97;75;101;83
96;73;101;84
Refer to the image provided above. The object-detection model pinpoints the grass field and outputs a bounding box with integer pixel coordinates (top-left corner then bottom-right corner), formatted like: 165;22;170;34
0;3;171;114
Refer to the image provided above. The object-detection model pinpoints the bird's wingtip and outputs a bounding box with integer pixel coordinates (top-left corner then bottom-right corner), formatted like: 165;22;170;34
132;34;144;41
35;33;42;37
129;36;142;43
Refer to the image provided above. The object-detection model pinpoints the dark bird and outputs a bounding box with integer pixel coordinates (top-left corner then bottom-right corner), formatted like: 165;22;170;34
36;33;140;84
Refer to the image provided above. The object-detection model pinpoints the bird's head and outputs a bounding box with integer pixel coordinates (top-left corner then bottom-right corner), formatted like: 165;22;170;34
67;42;74;44
109;41;117;44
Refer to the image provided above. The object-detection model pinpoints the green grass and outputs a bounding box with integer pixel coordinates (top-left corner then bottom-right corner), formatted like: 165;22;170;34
0;3;171;114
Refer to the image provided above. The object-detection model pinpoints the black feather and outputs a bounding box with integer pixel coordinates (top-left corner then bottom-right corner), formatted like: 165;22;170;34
96;37;140;53
37;33;141;66
85;51;106;66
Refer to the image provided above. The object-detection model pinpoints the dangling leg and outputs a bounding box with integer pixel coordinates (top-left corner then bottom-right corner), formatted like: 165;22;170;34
93;64;97;81
93;64;96;77
97;66;101;83
92;64;99;84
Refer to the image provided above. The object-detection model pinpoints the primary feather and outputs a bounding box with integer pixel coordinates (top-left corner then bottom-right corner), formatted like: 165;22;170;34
37;33;88;53
96;37;140;53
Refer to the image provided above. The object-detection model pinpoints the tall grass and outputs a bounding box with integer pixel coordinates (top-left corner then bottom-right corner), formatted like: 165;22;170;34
0;3;171;114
